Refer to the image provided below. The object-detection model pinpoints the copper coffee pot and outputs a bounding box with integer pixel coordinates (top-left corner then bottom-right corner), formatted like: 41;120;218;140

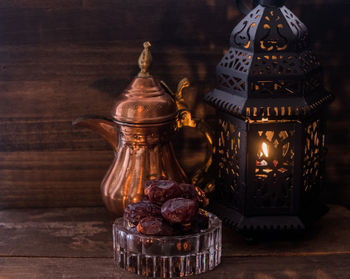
73;42;213;216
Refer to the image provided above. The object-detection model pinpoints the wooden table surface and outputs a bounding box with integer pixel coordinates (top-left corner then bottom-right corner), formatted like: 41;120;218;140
0;205;349;278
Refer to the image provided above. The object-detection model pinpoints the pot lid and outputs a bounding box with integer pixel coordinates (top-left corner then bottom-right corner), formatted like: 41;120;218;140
111;42;177;124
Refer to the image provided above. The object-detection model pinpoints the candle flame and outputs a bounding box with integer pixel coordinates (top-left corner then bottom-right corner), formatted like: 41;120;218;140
262;142;269;157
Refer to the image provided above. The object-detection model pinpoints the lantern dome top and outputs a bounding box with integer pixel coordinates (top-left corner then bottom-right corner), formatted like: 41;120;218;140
205;2;333;120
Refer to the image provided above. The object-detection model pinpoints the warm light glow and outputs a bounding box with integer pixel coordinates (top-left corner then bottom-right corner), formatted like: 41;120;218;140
262;142;269;157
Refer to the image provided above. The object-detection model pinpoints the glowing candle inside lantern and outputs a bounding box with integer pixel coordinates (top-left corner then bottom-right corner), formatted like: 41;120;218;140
262;142;268;157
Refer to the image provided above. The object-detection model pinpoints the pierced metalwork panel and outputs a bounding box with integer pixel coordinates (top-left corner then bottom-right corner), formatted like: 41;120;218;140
218;48;252;74
217;73;247;95
250;78;300;97
254;8;292;53
213;115;246;211
230;6;263;51
280;6;308;42
302;118;325;194
246;122;300;216
205;3;333;119
251;54;301;77
217;47;252;96
303;71;323;95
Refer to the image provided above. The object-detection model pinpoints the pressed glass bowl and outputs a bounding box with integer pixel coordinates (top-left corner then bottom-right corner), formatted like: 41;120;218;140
113;212;222;278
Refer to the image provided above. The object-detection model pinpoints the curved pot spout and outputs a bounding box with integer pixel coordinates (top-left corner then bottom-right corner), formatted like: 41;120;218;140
73;115;118;151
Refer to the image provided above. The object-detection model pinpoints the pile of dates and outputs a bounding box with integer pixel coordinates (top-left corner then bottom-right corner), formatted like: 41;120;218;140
124;179;209;236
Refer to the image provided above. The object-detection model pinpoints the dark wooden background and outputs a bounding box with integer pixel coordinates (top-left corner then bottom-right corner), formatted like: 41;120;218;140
0;0;348;209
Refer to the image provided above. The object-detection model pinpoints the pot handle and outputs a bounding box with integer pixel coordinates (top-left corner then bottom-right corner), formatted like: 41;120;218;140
161;78;214;193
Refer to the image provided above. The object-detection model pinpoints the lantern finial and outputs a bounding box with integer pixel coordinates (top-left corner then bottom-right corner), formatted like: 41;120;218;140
259;0;287;7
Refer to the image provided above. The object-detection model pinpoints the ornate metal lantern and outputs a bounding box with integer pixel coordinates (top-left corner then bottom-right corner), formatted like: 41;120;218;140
204;0;334;232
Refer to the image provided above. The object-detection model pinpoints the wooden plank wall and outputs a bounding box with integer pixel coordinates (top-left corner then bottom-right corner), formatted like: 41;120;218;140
0;0;348;208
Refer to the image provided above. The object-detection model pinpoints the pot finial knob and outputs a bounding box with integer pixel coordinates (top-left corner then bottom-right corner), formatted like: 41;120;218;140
138;41;152;78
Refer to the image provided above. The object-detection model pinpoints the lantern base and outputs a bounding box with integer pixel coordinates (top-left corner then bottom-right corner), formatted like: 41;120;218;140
210;201;328;234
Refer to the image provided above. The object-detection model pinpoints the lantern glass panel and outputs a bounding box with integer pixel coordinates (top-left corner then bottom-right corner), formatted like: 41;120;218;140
246;121;301;216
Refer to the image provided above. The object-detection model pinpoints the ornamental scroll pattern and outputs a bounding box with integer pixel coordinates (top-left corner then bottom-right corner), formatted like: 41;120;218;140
247;7;318;98
230;7;263;50
214;118;241;210
253;128;295;210
256;9;289;53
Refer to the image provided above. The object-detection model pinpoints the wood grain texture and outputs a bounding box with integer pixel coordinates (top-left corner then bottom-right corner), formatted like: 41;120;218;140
0;151;112;208
0;207;114;258
0;206;349;259
0;255;349;279
0;206;349;278
0;0;348;207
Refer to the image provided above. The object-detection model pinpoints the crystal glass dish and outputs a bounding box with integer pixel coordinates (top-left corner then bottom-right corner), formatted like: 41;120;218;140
113;212;222;278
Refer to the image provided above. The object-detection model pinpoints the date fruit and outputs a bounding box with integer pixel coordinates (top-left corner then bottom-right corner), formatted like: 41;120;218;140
161;198;198;225
124;179;211;236
124;200;161;226
145;180;182;205
144;176;168;192
137;217;174;236
178;183;209;207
